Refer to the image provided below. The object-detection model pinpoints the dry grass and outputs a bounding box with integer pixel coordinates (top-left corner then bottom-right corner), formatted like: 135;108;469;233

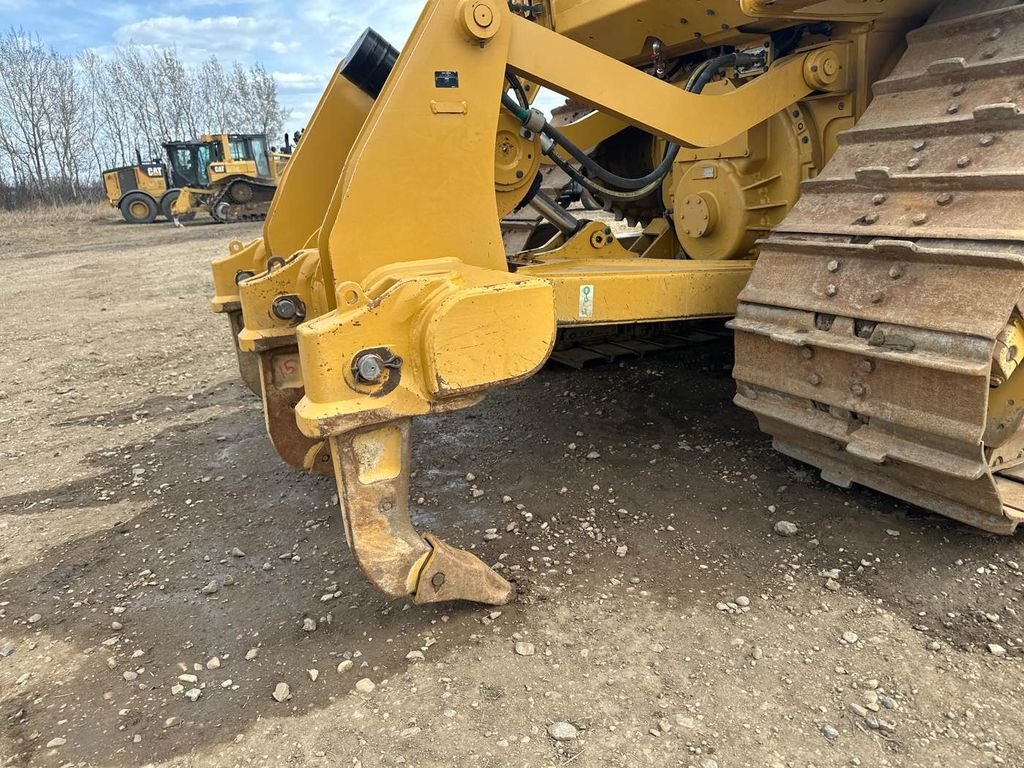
0;200;110;227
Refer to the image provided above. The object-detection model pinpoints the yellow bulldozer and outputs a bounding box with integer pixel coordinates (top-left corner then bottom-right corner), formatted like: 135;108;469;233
168;133;291;223
102;133;291;224
209;1;1024;606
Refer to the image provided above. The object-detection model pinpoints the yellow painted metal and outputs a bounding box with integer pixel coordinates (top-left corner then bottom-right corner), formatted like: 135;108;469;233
209;0;958;605
237;251;328;352
548;0;765;62
508;16;851;148
513;222;752;324
101;166;167;208
317;0;515;304
987;315;1024;452
738;0;936;21
295;258;555;437
264;68;374;258
211;239;265;313
665;81;818;260
495;111;543;217
541;110;627;164
171;186;206;217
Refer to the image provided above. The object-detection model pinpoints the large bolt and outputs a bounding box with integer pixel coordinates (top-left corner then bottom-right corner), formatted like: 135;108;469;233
272;295;304;321
807;373;822;386
851;383;867;398
354;353;386;383
825;284;838;297
827;259;840;273
889;265;905;279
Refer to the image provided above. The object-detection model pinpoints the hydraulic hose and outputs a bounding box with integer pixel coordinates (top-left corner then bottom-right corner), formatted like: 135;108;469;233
503;51;762;203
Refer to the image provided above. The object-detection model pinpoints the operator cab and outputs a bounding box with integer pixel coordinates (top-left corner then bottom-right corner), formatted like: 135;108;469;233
163;139;218;189
224;134;272;179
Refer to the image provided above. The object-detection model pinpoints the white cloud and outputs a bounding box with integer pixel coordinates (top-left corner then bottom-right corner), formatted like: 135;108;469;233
114;15;277;52
272;71;328;92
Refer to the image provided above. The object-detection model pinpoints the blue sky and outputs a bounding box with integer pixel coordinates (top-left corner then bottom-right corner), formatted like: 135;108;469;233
3;0;562;133
2;0;427;132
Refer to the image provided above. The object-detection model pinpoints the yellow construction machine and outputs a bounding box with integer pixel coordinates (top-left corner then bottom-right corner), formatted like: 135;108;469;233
210;1;1024;606
101;156;175;224
170;133;290;223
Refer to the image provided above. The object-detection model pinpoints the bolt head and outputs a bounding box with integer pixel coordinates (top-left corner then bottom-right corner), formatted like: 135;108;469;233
800;347;815;360
807;373;822;386
912;213;929;226
872;194;888;206
859;359;875;373
889;265;904;279
827;259;840;273
272;296;300;320
936;192;954;206
355;353;385;383
956;156;972;169
825;284;838;297
851;383;867;397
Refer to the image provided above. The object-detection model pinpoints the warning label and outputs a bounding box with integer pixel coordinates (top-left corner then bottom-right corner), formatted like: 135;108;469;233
579;285;594;319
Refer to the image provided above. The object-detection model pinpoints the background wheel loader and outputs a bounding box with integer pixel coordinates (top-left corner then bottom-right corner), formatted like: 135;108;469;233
210;0;1024;606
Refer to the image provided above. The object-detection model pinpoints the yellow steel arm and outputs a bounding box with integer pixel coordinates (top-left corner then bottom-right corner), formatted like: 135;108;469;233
507;13;848;147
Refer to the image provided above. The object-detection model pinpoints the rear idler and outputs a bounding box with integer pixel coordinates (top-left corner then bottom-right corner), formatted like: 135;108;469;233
330;419;514;605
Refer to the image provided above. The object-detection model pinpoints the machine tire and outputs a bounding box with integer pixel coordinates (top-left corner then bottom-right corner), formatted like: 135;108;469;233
159;189;194;222
119;192;158;224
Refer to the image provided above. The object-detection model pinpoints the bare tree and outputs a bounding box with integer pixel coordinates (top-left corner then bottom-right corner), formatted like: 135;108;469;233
248;63;290;139
0;26;293;208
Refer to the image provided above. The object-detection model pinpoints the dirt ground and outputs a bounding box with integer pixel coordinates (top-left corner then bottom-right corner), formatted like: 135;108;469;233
1;205;1023;768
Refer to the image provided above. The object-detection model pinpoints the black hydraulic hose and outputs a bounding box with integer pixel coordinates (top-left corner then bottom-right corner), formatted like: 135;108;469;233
506;73;529;110
542;120;677;190
512;52;757;199
547;148;665;202
502;51;762;204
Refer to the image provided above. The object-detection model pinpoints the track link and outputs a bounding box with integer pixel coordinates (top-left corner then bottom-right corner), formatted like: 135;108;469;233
731;0;1024;533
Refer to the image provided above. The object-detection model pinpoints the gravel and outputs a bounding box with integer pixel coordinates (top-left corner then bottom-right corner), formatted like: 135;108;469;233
547;721;578;741
774;520;799;537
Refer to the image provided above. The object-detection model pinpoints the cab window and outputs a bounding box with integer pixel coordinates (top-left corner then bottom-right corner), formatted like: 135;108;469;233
249;137;271;178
